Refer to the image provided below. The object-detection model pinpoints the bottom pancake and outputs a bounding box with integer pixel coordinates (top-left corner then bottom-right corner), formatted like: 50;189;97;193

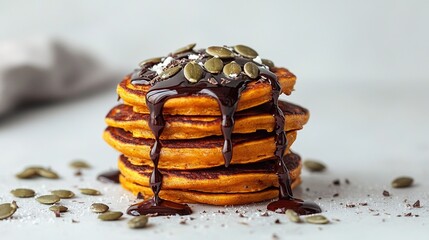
118;152;301;193
120;175;301;205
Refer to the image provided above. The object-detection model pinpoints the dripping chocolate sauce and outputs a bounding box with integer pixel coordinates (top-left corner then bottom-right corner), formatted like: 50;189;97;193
126;49;321;216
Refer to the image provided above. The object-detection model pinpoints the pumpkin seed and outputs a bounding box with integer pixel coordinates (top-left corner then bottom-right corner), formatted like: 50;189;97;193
244;62;259;79
303;160;326;172
262;58;275;68
90;203;109;213
128;215;149;229
160;66;181;79
172;43;196;55
139;57;163;67
285;209;301;223
305;215;330;224
391;176;413;188
234;45;258;59
69;160;91;169
204;57;224;74
206;46;234;59
98;211;123;221
51;190;75;199
37;168;59;179
10;188;35;198
36;195;60;205
184;61;203;83
79;188;101;196
49;205;68;213
15;168;38;179
0;201;18;220
223;61;241;78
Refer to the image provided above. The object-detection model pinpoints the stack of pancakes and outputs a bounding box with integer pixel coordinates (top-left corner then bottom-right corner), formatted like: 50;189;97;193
103;46;309;205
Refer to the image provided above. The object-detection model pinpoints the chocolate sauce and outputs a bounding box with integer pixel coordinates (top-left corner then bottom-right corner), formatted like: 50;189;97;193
126;47;321;216
97;170;120;183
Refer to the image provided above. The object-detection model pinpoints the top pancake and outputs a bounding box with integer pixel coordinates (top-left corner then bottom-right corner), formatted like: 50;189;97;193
118;67;296;115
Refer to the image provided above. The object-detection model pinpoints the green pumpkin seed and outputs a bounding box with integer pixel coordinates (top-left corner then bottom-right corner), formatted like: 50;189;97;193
139;57;163;67
0;201;18;220
234;45;258;59
10;188;35;198
51;190;75;199
160;66;181;79
391;176;413;188
285;209;301;223
90;203;109;213
261;58;275;68
49;205;68;213
303;160;326;172
184;61;203;83
244;62;259;79
37;168;59;179
79;188;101;196
204;57;224;74
206;46;234;59
128;215;149;229
69;160;91;169
15;168;38;179
172;43;196;55
223;61;241;78
98;211;123;221
305;215;330;224
36;195;60;205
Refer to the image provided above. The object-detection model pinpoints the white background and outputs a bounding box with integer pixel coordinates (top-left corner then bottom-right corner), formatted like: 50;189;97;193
1;1;429;240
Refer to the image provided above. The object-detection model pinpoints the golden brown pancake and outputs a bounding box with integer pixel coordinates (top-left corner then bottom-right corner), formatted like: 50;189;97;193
118;67;296;115
120;176;301;205
106;101;309;139
118;152;301;193
103;127;297;170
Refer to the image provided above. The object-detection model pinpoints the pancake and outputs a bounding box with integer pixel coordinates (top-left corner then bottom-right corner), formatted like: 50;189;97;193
103;127;297;169
118;152;301;193
120;176;301;205
105;101;309;139
118;67;296;115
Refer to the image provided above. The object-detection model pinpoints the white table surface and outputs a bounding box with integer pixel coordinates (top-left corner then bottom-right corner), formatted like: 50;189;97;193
1;81;428;240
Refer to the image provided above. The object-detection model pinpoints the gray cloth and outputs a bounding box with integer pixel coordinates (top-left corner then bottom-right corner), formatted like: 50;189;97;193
0;38;118;115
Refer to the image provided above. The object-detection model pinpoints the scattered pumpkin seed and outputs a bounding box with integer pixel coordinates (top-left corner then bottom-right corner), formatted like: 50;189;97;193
128;215;149;229
51;190;75;199
160;66;181;79
223;61;241;78
90;203;109;213
98;211;123;221
303;160;326;172
37;168;59;179
0;201;18;220
15;168;38;179
234;45;258;59
204;57;224;74
391;176;413;188
244;62;259;79
206;46;234;59
184;61;203;83
69;160;91;169
285;209;301;223
49;205;68;213
172;43;196;55
36;195;60;205
305;215;330;224
79;188;101;196
138;57;163;67
10;188;35;198
261;58;275;68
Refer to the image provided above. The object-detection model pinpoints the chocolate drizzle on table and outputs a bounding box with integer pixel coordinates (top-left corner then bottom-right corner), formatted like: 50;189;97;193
126;44;321;216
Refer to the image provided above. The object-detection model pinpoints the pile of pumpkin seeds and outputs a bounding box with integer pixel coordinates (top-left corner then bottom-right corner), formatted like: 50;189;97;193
15;166;59;179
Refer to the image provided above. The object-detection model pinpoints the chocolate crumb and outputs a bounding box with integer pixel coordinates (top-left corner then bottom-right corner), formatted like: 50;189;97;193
260;212;269;217
74;170;82;176
383;190;390;197
136;192;144;199
274;219;281;224
415;215;420;217
397;215;402;217
373;213;380;216
239;222;249;226
413;200;421;208
72;219;79;223
306;187;310;192
190;217;195;221
333;193;339;197
179;219;187;225
272;234;279;240
359;202;368;206
239;213;246;218
333;179;340;185
318;197;322;200
404;212;412;217
345;179;350;184
346;204;356;208
235;210;239;213
202;210;206;213
54;210;61;218
332;218;341;222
